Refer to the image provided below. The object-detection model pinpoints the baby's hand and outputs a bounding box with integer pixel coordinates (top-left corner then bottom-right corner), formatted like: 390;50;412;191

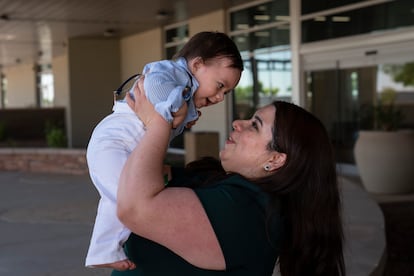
185;110;202;129
94;259;136;271
171;102;188;129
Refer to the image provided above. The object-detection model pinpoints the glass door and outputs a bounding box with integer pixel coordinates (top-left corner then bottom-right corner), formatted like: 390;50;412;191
306;61;414;164
306;66;377;163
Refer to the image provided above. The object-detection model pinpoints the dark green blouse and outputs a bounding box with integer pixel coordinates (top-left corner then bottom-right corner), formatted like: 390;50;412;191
112;174;284;276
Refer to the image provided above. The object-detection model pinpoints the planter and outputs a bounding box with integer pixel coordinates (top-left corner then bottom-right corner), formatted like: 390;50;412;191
354;130;414;194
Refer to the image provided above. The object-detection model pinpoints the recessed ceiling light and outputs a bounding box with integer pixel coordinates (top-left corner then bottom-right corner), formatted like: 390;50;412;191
156;10;170;20
0;14;10;21
332;16;350;22
275;16;290;21
314;16;326;22
236;37;246;43
254;15;270;21
255;31;269;37
237;24;249;30
103;29;117;37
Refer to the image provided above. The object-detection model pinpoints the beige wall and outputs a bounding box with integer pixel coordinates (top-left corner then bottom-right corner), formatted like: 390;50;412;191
3;63;36;108
189;10;225;35
120;28;163;80
68;37;121;148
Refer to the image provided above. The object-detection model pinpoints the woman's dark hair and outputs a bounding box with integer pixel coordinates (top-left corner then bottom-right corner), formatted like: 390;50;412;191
257;101;345;276
185;101;345;276
173;31;244;71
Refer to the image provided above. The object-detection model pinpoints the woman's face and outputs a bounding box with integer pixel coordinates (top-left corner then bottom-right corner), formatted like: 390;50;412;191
191;57;241;109
220;104;282;178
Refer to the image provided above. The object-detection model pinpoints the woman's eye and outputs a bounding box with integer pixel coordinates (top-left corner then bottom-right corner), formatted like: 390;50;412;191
251;121;258;130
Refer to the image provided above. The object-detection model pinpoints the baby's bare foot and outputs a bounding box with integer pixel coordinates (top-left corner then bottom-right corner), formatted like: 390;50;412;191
95;259;136;271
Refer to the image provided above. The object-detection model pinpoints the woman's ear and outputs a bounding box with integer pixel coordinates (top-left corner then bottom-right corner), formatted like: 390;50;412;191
266;152;287;171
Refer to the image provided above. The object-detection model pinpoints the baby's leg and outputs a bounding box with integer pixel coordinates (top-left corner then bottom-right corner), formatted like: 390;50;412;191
85;110;145;267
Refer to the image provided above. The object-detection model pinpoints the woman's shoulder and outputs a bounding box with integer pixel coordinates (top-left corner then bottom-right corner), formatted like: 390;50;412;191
217;174;260;189
210;174;264;195
195;174;283;272
195;174;268;208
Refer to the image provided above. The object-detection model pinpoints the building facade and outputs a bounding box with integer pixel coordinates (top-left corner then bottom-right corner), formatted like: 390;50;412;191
1;0;413;165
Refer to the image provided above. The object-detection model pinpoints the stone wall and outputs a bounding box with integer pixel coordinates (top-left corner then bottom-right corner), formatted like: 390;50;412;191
0;148;88;175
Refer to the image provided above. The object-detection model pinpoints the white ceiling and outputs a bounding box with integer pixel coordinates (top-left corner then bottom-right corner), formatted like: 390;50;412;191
0;0;246;69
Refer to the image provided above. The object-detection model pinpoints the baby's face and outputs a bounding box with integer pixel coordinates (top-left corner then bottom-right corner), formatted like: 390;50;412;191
191;57;241;109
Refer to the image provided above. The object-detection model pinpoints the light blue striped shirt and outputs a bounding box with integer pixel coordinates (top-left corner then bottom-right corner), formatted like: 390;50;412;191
130;57;200;139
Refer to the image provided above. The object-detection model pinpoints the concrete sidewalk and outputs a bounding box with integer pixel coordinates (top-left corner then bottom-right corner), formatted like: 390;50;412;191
0;170;386;276
0;171;111;276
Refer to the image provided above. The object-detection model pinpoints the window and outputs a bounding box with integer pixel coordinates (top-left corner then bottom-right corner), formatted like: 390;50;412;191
36;64;54;107
164;23;189;59
229;0;291;119
302;0;414;43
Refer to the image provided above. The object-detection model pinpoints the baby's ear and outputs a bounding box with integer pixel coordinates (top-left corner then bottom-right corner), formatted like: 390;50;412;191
188;57;203;71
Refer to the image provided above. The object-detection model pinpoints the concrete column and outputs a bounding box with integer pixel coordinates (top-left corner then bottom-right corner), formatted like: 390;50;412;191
67;38;121;148
184;131;219;164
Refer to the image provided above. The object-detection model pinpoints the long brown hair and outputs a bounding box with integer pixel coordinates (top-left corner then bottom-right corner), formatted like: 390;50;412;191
256;101;345;276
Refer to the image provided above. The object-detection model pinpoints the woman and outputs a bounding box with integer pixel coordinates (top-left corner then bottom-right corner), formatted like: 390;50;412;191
115;79;345;275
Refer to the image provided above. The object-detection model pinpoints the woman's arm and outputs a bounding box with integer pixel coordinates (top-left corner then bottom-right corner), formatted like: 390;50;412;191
117;79;225;270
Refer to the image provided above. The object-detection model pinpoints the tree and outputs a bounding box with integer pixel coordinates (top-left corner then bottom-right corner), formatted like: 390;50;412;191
382;62;414;87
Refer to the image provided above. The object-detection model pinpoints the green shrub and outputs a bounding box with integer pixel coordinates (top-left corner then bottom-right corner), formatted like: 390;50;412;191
46;127;67;148
359;87;404;131
45;120;67;148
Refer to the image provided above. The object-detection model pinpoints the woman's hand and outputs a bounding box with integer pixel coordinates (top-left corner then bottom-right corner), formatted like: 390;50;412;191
126;76;166;128
126;77;191;129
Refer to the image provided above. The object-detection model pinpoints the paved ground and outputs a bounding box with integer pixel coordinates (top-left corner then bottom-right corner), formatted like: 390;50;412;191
0;170;387;276
0;171;111;276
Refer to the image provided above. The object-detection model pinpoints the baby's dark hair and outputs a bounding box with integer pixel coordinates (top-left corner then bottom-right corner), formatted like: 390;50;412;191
173;31;244;71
